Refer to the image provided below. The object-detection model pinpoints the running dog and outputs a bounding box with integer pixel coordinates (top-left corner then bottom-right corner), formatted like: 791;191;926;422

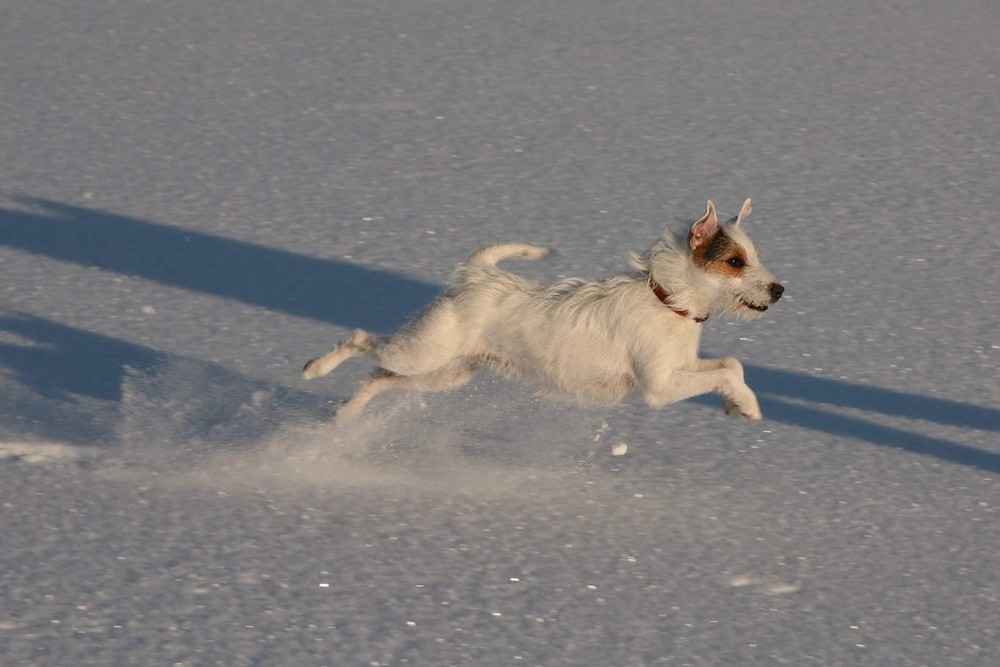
303;198;783;422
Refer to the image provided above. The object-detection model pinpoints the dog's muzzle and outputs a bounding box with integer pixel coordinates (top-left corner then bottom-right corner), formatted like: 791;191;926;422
768;282;785;303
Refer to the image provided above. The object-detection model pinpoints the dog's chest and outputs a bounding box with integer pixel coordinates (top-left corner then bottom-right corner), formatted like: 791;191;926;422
632;314;703;367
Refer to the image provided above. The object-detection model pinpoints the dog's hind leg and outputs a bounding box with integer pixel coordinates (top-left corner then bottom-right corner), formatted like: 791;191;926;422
302;329;376;380
333;359;480;423
304;298;467;382
363;299;468;377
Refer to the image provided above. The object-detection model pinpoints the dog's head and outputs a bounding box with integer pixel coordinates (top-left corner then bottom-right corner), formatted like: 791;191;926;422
631;198;784;320
686;198;783;319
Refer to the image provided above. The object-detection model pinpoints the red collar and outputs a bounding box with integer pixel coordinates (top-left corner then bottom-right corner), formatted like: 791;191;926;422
648;278;709;323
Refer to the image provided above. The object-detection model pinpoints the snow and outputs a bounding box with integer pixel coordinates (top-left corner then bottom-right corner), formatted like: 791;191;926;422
2;0;999;665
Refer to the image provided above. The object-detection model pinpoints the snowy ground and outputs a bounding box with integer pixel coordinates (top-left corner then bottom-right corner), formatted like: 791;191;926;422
2;0;999;665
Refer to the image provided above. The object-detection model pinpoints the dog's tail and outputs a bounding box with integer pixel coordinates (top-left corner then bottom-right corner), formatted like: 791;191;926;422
467;243;551;267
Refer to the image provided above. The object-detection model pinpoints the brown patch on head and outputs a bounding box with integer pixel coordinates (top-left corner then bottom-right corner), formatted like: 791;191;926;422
691;229;748;277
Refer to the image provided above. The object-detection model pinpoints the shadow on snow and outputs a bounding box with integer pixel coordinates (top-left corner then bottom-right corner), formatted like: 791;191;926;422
0;197;438;334
0;310;328;448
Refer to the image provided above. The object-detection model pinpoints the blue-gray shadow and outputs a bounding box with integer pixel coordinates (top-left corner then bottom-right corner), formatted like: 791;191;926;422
0;310;164;404
742;365;1000;472
0;311;164;444
2;198;998;470
0;311;328;446
0;197;439;333
746;366;1000;434
758;394;1000;473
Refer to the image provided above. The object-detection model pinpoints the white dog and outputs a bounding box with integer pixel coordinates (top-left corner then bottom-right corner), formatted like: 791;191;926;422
303;199;783;422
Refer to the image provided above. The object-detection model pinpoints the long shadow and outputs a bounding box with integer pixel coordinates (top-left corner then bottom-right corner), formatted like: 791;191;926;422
0;311;165;444
760;395;1000;473
746;365;1000;433
0;198;439;333
0;311;327;446
2;198;997;471
0;311;164;403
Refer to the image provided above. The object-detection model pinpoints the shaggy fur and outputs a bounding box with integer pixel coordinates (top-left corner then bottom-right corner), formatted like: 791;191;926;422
303;199;783;422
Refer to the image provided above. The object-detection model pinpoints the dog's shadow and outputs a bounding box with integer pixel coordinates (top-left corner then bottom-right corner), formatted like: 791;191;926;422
744;367;1000;473
0;197;439;333
0;196;439;451
0;310;331;450
2;197;998;473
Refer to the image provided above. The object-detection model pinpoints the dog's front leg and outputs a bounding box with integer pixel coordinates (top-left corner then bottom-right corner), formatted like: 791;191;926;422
690;357;761;420
692;356;745;382
641;364;761;421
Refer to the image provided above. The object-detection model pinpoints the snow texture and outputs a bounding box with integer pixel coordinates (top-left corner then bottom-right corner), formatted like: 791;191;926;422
2;0;999;665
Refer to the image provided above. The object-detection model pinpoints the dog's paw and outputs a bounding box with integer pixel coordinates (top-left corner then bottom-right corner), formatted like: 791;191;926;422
331;400;363;425
724;394;762;421
302;357;323;380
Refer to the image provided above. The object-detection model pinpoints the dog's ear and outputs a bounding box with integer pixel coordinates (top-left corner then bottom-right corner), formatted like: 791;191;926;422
689;200;719;249
732;197;752;227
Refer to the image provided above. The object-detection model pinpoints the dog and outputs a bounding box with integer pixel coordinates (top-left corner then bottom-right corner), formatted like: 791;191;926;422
303;198;783;423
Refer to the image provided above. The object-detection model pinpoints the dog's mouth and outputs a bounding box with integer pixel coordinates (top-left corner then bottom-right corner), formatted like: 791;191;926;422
739;298;768;313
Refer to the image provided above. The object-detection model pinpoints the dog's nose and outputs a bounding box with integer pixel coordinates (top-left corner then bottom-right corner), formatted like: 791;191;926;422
769;282;785;302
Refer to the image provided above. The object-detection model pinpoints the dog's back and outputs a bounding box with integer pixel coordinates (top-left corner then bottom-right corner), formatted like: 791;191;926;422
449;248;674;404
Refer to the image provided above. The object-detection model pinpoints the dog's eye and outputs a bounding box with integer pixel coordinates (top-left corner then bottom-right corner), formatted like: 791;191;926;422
727;257;746;269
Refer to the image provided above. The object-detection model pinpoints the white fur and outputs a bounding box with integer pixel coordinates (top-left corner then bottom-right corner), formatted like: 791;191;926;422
303;200;782;423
